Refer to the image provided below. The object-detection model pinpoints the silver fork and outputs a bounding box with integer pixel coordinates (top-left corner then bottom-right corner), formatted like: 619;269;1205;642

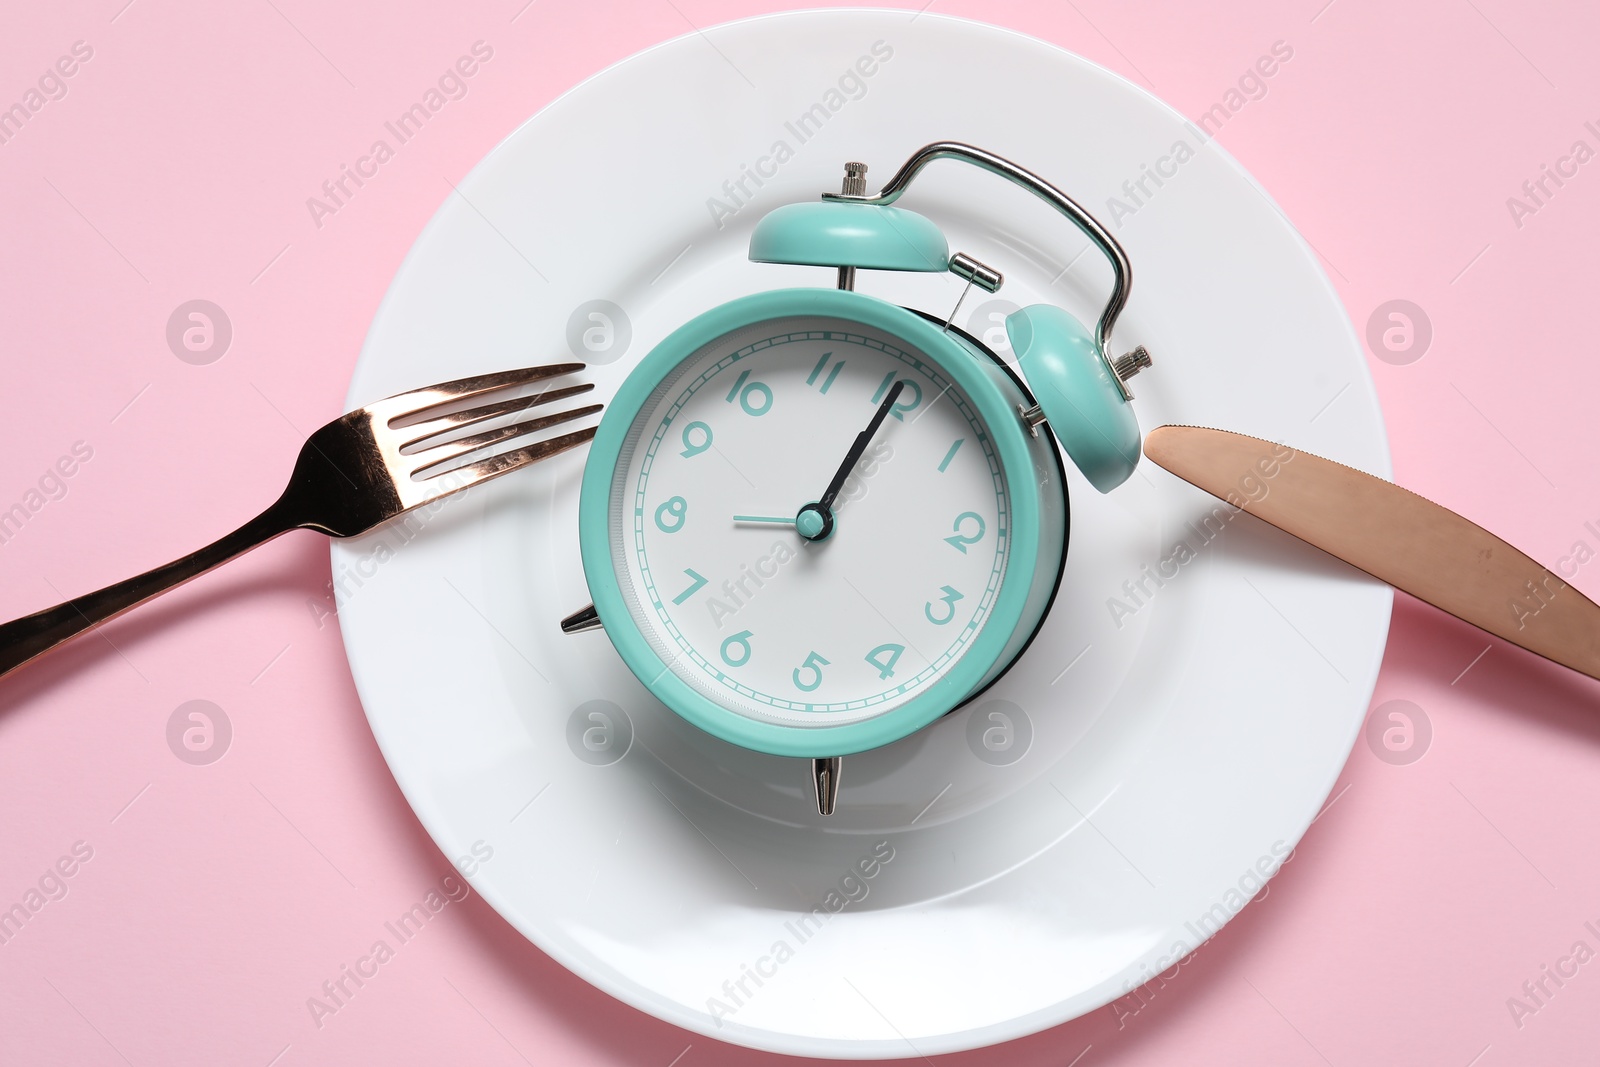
0;363;601;680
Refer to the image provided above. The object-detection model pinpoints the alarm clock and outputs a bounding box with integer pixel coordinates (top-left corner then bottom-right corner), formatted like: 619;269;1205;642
560;142;1153;815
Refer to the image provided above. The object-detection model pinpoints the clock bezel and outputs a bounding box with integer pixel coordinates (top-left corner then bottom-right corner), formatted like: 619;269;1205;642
577;287;1046;757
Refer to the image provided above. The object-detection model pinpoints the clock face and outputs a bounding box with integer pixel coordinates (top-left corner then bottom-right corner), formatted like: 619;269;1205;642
604;315;1012;729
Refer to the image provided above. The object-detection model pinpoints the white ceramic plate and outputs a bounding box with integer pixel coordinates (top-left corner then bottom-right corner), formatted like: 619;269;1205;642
337;10;1391;1058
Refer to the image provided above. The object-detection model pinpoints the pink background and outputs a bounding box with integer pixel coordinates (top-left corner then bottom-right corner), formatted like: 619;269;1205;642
4;1;1599;1064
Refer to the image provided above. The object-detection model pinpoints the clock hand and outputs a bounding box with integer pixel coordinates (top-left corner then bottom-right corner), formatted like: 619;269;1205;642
733;515;796;525
818;380;904;511
789;380;903;543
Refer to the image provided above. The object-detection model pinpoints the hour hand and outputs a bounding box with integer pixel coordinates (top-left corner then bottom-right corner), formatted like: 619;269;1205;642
733;512;831;540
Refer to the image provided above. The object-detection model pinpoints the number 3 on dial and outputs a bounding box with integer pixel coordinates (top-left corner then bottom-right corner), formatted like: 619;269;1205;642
924;585;964;624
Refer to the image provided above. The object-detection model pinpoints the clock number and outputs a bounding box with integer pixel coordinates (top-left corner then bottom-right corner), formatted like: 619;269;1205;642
721;630;754;668
671;568;707;605
944;512;986;554
869;372;923;420
680;421;713;458
865;642;904;680
792;650;830;692
655;496;687;533
937;438;964;473
806;352;846;394
924;585;965;625
724;368;773;417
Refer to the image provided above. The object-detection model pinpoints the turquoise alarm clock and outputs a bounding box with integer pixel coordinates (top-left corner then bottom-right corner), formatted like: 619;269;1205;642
561;142;1153;814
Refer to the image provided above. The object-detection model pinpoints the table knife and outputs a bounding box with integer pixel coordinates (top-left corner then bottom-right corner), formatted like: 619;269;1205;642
1142;425;1600;682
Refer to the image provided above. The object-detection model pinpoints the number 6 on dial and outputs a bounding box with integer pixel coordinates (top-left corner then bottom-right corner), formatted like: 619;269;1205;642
721;630;753;667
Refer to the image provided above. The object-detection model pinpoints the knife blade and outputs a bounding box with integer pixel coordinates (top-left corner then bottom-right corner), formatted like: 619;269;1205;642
1142;424;1600;682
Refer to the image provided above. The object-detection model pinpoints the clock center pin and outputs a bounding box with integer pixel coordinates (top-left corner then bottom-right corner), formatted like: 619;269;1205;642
795;504;833;542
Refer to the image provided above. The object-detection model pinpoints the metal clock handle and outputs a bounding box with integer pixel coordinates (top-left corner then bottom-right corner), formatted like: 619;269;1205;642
822;140;1134;373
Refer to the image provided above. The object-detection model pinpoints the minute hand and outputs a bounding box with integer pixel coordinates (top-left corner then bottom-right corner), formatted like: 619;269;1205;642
818;380;904;509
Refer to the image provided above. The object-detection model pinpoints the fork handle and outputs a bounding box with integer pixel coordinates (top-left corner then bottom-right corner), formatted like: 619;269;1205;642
0;499;297;680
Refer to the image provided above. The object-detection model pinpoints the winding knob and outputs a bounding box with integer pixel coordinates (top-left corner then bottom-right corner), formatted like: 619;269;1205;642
841;162;868;197
1112;346;1153;382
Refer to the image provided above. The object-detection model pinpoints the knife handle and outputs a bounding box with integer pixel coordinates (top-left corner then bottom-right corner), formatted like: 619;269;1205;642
1143;425;1600;683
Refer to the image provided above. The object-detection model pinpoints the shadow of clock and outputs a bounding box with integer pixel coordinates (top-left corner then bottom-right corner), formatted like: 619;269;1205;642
575;579;1193;915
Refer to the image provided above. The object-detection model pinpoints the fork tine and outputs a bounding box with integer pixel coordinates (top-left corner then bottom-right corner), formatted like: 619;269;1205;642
401;382;595;449
410;403;604;478
422;427;598;491
379;363;587;424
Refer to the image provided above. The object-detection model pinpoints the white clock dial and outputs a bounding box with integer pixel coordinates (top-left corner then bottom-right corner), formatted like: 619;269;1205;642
607;316;1012;728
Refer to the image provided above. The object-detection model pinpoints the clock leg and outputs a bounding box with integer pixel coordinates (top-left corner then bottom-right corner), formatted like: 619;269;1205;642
812;757;842;816
560;603;603;634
